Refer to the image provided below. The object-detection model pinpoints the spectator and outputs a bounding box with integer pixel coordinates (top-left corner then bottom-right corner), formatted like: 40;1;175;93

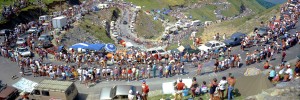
128;90;135;100
209;78;218;100
218;76;227;100
190;77;199;98
295;60;300;77
227;74;236;100
141;80;149;100
268;67;276;82
200;81;208;94
175;78;186;100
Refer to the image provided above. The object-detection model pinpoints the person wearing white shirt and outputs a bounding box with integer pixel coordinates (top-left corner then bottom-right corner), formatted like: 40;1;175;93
128;90;135;100
218;76;227;99
285;65;293;80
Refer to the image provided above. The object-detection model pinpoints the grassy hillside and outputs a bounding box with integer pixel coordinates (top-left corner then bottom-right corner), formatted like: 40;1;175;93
185;5;218;21
221;0;266;17
125;0;203;10
135;12;164;39
201;5;280;42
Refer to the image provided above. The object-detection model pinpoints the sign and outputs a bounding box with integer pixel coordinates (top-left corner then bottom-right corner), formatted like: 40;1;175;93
162;79;192;94
12;78;38;92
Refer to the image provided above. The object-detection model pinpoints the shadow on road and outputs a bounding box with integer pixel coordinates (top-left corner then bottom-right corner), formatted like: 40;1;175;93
75;93;88;100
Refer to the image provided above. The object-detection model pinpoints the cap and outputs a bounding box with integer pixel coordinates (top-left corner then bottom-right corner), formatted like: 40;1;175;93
142;80;146;84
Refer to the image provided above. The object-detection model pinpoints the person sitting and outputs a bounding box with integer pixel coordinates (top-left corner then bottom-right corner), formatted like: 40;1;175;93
295;60;300;78
263;61;270;69
200;81;208;94
283;65;294;81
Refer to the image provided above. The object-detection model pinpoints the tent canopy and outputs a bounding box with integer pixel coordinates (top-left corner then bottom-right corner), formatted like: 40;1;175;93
88;43;105;51
70;43;90;49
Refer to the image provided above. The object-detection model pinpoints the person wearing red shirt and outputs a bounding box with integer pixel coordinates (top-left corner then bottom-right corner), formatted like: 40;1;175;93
142;80;149;100
127;68;132;81
175;79;186;100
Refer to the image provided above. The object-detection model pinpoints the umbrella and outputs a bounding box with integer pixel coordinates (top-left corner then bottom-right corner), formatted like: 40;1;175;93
105;43;117;52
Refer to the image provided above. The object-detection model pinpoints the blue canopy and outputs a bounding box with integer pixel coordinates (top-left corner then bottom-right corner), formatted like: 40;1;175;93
88;43;105;51
105;43;117;52
70;43;90;49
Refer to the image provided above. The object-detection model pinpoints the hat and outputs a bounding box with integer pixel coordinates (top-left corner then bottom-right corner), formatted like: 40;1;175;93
287;65;291;68
142;80;146;84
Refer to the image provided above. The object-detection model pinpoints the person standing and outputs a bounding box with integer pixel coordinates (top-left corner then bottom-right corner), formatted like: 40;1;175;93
209;78;218;100
218;76;227;100
197;63;202;75
158;64;163;78
175;79;186;100
281;50;286;63
227;74;236;100
190;77;199;98
141;80;149;100
152;63;157;78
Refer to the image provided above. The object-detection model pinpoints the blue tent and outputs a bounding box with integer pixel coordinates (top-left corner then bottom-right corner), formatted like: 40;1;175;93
88;43;105;51
70;43;90;49
105;43;117;52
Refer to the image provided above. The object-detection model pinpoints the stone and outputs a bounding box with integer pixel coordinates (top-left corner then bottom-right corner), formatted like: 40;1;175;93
270;89;282;96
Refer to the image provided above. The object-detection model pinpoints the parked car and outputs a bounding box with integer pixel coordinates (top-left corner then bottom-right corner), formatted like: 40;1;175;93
0;82;18;100
16;38;26;45
0;29;13;36
99;85;142;100
16;47;32;57
27;27;38;34
255;27;269;36
147;47;168;57
37;40;53;48
198;40;226;52
111;32;119;38
38;34;53;41
123;21;128;25
223;32;246;46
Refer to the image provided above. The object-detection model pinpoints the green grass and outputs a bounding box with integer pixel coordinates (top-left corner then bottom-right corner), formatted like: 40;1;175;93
79;19;114;43
135;12;164;39
43;0;62;5
150;90;244;100
221;0;267;17
125;0;197;11
185;5;217;21
166;28;203;50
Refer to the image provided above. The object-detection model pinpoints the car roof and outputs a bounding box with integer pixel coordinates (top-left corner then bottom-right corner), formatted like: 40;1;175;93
115;85;135;96
231;32;245;38
207;40;222;44
100;87;113;99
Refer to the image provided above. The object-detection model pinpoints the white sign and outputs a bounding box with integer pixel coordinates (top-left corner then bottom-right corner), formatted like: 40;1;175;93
12;78;38;92
162;79;193;94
